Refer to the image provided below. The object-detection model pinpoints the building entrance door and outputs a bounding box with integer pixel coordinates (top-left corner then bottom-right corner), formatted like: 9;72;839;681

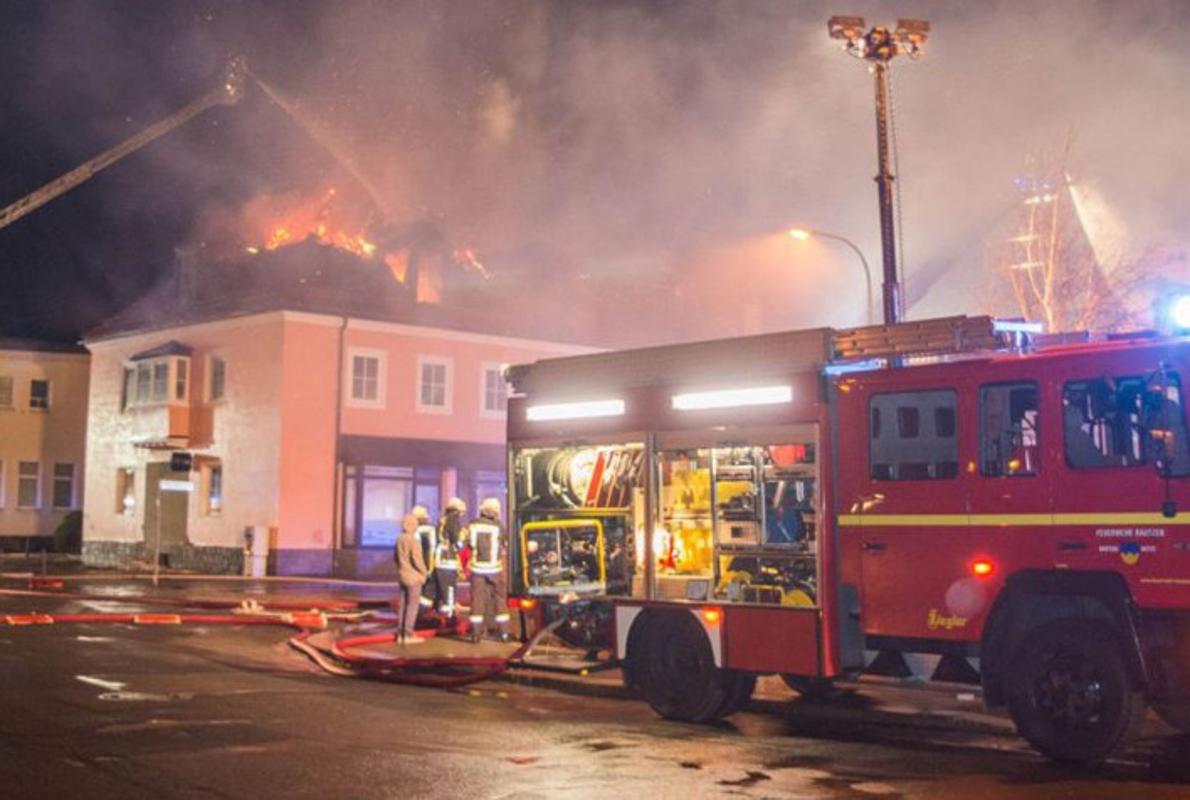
143;462;191;562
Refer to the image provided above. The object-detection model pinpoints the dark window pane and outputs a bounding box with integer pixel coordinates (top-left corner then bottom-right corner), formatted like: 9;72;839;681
897;407;919;438
934;407;956;437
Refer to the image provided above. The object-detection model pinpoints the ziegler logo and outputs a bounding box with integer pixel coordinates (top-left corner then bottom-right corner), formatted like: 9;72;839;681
927;609;968;630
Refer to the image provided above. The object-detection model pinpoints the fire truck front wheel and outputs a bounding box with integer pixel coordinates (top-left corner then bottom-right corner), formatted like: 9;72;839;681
635;612;745;723
1005;619;1145;765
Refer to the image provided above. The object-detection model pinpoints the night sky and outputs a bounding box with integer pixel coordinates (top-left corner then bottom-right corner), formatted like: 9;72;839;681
4;1;1190;344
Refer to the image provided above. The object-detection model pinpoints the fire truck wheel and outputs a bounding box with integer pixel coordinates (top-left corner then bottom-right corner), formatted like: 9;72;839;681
1152;699;1190;734
636;612;732;722
1005;620;1145;765
715;671;757;717
781;675;839;701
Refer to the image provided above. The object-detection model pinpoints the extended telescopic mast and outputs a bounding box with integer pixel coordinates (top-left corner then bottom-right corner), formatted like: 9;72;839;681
827;16;929;325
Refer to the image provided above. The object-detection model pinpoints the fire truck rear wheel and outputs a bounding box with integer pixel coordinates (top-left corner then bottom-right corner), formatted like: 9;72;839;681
636;612;733;722
715;671;757;717
1005;619;1145;765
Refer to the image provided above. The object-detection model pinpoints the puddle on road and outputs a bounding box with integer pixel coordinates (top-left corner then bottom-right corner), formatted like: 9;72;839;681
76;675;126;691
76;635;116;643
717;770;772;788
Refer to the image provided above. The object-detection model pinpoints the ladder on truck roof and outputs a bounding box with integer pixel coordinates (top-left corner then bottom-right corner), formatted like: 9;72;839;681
831;315;1007;363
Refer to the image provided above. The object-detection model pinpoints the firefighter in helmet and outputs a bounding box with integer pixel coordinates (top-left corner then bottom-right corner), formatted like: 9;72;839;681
465;497;510;642
412;505;438;613
431;497;466;618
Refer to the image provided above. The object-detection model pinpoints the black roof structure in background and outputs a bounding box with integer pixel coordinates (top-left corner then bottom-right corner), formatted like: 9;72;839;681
85;240;595;346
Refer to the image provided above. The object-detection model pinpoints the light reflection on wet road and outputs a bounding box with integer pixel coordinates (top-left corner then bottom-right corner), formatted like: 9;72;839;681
1;591;1188;799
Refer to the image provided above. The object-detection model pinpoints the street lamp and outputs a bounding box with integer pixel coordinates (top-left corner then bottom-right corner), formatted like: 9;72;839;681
788;227;874;326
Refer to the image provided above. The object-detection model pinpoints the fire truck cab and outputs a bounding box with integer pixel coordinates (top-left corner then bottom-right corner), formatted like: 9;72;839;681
505;316;1190;764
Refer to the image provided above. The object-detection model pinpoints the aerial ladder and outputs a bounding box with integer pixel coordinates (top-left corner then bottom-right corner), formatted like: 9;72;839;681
0;58;247;232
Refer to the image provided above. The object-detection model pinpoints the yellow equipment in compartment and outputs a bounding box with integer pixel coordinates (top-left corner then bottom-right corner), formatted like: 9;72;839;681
519;518;606;595
715;558;815;607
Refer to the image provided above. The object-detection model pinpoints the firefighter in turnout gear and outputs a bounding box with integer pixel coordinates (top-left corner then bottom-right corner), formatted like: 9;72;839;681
465;497;510;642
412;506;438;613
431;498;466;618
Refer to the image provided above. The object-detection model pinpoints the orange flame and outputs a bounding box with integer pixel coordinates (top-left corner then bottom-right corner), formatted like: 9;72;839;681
246;188;378;259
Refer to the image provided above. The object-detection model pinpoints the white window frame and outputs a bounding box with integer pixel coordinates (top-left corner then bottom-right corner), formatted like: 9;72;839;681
416;355;452;414
29;379;51;411
346;348;386;409
17;461;41;509
126;357;186;409
207;355;227;403
0;375;13;409
480;362;509;418
51;463;76;510
174;357;190;402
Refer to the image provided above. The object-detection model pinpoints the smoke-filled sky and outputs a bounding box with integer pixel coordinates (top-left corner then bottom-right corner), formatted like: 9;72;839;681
2;0;1189;343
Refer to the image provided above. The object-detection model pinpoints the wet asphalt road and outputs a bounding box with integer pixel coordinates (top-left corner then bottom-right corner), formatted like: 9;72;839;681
2;583;1189;799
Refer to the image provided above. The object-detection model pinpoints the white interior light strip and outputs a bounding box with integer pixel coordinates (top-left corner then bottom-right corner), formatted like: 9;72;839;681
526;399;626;421
672;385;793;411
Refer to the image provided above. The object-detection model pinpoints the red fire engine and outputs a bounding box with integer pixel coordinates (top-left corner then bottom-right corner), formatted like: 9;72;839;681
505;315;1190;764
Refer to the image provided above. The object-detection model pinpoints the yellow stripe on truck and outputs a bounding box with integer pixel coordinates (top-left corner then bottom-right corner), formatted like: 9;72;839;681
838;512;1190;527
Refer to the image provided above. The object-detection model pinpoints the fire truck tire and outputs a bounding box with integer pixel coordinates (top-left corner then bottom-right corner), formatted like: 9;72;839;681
715;671;757;717
636;612;732;722
781;675;839;701
1005;619;1145;765
1152;700;1190;734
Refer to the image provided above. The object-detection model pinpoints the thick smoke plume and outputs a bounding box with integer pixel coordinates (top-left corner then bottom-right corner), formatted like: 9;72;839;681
3;1;1189;343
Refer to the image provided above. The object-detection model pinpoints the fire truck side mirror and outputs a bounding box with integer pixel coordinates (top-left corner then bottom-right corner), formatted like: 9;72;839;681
1162;499;1178;519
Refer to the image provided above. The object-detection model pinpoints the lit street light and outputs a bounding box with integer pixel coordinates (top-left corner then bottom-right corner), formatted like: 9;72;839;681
789;227;874;326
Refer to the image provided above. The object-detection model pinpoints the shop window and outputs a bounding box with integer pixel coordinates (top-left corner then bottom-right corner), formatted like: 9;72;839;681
473;469;505;514
417;356;451;412
201;462;223;515
17;461;40;508
116;467;136;514
52;463;75;509
870;390;959;480
29;379;50;410
359;466;413;547
981;382;1039;477
0;375;13;408
209;356;226;401
342;467;357;547
1063;372;1190;474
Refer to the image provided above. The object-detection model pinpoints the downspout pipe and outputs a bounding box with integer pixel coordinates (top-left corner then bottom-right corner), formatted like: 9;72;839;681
331;316;348;573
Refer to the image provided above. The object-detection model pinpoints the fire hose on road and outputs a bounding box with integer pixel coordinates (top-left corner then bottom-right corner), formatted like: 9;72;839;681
0;581;556;689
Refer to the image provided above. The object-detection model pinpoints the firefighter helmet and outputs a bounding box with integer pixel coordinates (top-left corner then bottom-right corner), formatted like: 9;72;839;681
411;505;430;522
446;497;466;513
480;497;501;517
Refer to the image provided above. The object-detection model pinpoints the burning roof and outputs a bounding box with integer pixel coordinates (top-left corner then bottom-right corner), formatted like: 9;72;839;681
85;239;589;346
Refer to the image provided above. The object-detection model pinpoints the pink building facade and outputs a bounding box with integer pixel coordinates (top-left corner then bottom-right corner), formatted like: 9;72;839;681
82;309;591;576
